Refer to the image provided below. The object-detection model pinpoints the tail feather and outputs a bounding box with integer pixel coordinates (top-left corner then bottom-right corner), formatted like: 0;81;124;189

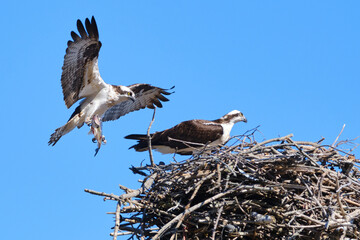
125;133;155;152
124;134;149;140
129;142;149;152
49;114;82;146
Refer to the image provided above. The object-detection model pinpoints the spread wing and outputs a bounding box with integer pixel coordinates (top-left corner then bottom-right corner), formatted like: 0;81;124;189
61;16;105;108
154;120;224;147
102;84;174;121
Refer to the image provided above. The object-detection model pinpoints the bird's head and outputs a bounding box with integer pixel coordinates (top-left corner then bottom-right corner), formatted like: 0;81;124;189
115;85;136;102
221;110;247;124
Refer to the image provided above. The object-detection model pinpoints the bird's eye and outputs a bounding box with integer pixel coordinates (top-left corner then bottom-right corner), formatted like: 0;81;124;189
127;92;131;96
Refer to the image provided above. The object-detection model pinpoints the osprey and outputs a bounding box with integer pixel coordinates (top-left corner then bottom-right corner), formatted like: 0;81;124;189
125;110;247;155
49;17;173;146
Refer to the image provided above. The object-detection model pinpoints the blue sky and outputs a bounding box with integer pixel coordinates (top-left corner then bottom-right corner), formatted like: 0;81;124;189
1;1;359;239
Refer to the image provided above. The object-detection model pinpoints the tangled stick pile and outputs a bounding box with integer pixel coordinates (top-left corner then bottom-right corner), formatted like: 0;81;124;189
86;132;360;239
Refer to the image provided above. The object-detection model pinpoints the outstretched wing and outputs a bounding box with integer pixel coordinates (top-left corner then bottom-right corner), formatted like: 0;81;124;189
61;16;105;108
102;84;174;121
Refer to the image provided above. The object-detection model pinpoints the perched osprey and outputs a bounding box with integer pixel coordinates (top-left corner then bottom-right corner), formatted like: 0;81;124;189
49;17;173;146
125;110;247;155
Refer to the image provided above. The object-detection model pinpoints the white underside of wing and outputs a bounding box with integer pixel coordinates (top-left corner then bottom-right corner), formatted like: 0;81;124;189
78;58;106;98
102;86;163;121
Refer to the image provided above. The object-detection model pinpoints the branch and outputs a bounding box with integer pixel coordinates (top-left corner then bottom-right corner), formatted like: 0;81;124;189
112;201;121;240
147;108;156;167
332;124;346;147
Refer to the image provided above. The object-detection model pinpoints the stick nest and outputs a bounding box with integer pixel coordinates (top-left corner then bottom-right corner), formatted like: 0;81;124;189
86;132;360;240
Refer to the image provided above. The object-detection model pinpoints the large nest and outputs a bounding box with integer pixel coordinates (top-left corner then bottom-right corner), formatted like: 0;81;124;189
86;131;360;240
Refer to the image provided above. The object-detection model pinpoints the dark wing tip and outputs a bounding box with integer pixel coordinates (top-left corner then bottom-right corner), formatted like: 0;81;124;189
157;94;169;102
152;98;163;108
161;86;175;95
76;19;88;39
91;16;99;39
85;18;92;37
85;17;99;39
70;31;80;41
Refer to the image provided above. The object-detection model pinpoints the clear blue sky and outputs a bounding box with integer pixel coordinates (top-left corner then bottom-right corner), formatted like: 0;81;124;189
1;1;359;239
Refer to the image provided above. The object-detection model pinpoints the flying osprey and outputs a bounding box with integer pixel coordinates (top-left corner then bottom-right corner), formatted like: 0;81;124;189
125;110;247;155
49;16;173;146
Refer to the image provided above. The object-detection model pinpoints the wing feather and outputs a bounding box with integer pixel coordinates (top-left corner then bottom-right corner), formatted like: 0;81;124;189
102;84;174;121
61;16;104;108
70;31;81;41
126;120;223;152
76;19;88;38
155;120;223;147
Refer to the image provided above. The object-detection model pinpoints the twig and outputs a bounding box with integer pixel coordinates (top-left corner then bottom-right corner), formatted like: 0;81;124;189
147;107;156;167
211;201;224;240
167;137;206;147
332;124;346;147
286;137;320;166
336;173;347;219
84;189;121;200
112;201;121;240
119;172;157;200
249;134;294;151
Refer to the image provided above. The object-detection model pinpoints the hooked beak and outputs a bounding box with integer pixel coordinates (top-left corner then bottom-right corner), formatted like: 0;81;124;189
129;96;136;103
242;116;247;123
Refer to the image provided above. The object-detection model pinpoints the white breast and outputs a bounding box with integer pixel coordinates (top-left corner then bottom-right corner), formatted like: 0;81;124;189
219;122;235;144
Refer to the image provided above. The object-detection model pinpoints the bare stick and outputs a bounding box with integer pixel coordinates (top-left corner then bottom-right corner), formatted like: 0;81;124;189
84;189;121;200
167;137;206;147
141;207;146;240
332;124;346;147
211;201;224;239
120;172;157;200
112;201;121;240
85;173;157;201
247;134;294;152
336;173;347;219
286;137;320;166
147;108;156;167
